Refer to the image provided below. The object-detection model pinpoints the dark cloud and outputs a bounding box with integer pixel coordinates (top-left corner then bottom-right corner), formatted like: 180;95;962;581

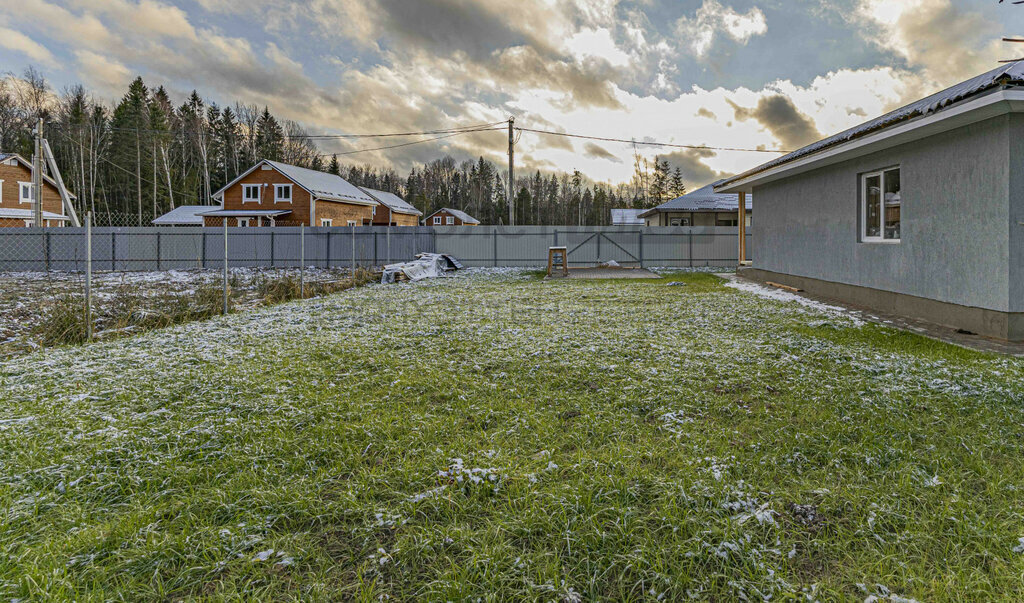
486;46;622;109
583;142;622;163
657;148;722;191
696;107;716;120
373;0;552;61
729;95;822;150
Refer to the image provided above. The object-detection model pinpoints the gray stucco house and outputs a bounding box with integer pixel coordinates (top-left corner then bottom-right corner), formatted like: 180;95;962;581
716;63;1024;341
639;181;752;227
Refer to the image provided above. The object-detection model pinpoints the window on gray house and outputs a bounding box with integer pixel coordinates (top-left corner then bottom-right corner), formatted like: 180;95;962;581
862;167;900;241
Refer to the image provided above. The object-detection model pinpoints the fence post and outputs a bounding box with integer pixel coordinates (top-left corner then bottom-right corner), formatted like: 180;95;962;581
373;230;378;268
44;230;51;271
326;229;332;268
201;230;207;269
493;227;498;267
85;212;92;342
156;231;161;271
270;229;276;268
638;229;644;268
386;225;391;265
688;230;693;268
222;220;229;315
299;224;305;299
111;231;116;271
351;224;356;274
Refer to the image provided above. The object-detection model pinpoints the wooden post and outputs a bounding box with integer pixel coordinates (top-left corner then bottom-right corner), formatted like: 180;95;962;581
737;191;747;265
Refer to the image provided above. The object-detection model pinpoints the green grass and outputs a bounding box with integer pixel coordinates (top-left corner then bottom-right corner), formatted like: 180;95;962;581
1;270;1023;601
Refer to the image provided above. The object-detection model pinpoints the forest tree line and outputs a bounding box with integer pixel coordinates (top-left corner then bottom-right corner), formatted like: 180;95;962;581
0;68;689;226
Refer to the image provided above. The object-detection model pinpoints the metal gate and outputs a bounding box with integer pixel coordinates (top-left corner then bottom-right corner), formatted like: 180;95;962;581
561;230;643;266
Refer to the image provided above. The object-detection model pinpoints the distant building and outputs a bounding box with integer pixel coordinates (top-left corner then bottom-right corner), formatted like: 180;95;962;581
610;208;645;225
424;207;480;226
361;187;422;226
0;153;73;228
202;159;379;227
638;182;752;227
152;205;209;226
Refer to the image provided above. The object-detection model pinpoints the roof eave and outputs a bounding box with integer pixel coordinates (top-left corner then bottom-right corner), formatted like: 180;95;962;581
716;89;1024;194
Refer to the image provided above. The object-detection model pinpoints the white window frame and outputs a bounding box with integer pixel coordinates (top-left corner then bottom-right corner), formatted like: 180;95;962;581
242;184;261;204
274;184;292;204
861;167;901;243
19;181;33;204
433;216;442;225
23;219;33;227
237;217;251;227
446;216;455;225
347;220;358;227
320;218;332;227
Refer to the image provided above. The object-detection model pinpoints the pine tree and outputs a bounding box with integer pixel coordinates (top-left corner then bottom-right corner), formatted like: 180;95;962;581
109;77;151;219
328;154;340;175
670;166;686;198
255;107;284;161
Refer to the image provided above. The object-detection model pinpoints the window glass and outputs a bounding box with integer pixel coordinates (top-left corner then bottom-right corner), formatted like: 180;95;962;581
446;216;455;225
864;174;881;238
883;168;900;240
243;185;260;202
321;219;332;227
19;182;32;203
275;185;291;202
433;216;441;225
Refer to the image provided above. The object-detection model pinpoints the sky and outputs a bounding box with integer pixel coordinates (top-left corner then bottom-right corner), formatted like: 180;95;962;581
0;0;1021;188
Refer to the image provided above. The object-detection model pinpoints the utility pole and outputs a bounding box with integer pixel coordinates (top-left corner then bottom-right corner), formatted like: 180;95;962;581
136;128;143;226
507;117;515;226
33;119;43;227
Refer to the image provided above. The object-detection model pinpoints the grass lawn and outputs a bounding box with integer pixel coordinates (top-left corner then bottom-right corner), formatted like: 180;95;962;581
2;270;1023;601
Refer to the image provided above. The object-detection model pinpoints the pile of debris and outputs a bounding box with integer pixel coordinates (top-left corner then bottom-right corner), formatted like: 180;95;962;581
381;253;464;283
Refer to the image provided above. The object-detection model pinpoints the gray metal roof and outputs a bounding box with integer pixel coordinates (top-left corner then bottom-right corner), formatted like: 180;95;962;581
611;208;645;224
152;205;210;225
719;62;1024;188
0;208;68;221
639;181;752;217
360;187;422;216
265;161;377;204
427;207;480;224
196;209;293;217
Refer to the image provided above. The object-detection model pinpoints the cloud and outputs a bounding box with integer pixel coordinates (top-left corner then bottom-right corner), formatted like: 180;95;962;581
583;142;622;162
729;95;822;150
74;50;132;93
657;148;722;190
675;0;767;57
564;28;632;68
696;107;716;119
0;28;58;67
856;0;1003;86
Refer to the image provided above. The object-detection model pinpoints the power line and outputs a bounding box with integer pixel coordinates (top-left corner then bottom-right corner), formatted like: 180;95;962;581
319;127;504;158
48;128;201;201
515;126;793;154
104;121;507;140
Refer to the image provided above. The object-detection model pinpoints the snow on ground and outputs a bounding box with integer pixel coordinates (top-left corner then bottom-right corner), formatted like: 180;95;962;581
720;273;866;326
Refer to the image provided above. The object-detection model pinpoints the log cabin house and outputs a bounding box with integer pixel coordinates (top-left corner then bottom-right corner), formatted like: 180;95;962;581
360;187;422;226
0;153;72;227
203;160;379;227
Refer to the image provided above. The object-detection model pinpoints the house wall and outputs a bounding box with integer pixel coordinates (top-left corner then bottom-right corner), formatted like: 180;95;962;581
645;211;751;227
372;209;420;226
220;164;311;224
751;113;1012;314
314;200;374;226
0;159;65;227
1008;112;1024;324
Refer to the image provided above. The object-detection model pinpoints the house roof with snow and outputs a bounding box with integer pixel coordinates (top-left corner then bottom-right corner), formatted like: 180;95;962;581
152;205;211;226
424;207;480;225
717;62;1024;193
360;187;422;216
211;159;378;206
610;208;645;225
0;208;69;221
638;181;752;218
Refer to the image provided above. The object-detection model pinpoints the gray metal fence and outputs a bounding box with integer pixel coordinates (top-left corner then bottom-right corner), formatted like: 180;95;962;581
433;226;751;268
0;226;435;272
0;225;748;272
